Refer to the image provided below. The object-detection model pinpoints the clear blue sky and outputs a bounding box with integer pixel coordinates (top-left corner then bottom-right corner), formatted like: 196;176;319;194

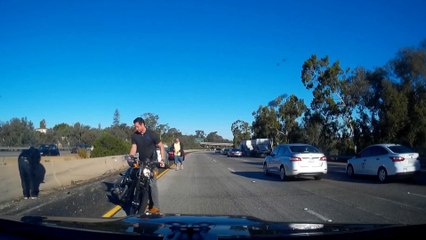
1;0;425;140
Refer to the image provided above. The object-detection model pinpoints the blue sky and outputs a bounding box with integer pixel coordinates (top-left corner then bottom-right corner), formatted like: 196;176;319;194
1;0;425;140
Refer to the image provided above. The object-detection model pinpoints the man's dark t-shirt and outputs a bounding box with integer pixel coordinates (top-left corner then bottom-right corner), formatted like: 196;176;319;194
131;129;160;162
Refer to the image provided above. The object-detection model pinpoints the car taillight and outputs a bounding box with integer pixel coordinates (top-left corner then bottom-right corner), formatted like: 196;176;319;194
290;156;301;161
320;156;327;161
390;156;404;162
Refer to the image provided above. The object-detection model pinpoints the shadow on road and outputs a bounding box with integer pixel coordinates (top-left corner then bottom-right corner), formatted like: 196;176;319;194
231;166;426;186
230;171;280;181
241;161;263;166
102;181;122;206
324;170;426;186
230;171;321;182
102;181;115;192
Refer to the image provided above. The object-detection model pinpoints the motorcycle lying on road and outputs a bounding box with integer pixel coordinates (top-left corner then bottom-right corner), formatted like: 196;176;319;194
111;154;157;215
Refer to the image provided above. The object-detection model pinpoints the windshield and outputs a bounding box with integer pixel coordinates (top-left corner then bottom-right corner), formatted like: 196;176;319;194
388;145;416;154
290;145;320;153
1;0;426;237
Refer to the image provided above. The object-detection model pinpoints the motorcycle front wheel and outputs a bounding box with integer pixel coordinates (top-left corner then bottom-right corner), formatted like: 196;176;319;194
129;185;149;215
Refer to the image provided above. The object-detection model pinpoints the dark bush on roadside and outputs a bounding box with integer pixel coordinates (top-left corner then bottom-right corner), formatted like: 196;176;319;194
77;148;89;158
90;132;131;158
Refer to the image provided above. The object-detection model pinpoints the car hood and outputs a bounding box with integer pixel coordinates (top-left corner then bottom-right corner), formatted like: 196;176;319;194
1;214;425;239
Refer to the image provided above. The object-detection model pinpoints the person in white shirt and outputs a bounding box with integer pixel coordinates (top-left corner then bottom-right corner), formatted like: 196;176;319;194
173;138;184;170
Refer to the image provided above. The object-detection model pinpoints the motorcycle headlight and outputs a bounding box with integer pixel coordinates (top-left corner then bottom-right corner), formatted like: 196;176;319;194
143;168;151;177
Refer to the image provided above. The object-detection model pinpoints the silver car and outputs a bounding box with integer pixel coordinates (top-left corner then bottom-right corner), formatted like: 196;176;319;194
227;148;243;157
263;144;327;180
346;144;420;183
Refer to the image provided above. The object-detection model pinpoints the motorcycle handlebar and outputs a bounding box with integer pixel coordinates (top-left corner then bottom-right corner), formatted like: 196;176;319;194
125;154;158;168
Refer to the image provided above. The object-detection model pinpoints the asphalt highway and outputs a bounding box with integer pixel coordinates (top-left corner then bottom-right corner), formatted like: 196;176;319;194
4;151;426;225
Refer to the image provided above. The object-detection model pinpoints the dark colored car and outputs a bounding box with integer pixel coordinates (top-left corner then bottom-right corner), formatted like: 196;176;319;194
38;144;60;156
221;148;231;155
254;144;272;158
70;144;93;154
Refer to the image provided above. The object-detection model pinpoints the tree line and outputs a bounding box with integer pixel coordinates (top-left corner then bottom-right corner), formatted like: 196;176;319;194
0;111;230;157
231;40;426;156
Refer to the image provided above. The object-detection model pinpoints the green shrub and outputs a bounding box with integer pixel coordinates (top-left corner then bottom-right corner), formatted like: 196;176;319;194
77;148;89;158
90;132;131;158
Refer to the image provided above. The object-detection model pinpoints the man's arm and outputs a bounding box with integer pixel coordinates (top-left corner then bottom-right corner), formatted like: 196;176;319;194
130;144;137;156
157;141;165;167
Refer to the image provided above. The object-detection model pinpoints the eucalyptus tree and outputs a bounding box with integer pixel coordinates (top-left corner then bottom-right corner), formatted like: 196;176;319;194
163;128;182;145
251;105;281;146
142;113;159;130
389;41;426;148
141;112;170;142
206;131;226;143
277;95;307;143
301;54;355;154
195;130;206;139
157;123;170;141
231;120;251;147
69;123;94;146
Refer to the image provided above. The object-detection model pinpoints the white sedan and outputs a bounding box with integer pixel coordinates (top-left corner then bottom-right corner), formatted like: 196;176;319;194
263;144;327;180
346;144;420;183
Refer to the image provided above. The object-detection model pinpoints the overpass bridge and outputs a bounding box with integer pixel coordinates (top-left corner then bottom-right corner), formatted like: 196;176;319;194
199;142;234;149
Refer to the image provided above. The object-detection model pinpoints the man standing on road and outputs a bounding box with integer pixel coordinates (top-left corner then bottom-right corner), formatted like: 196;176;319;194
130;117;165;214
173;138;184;170
18;146;43;200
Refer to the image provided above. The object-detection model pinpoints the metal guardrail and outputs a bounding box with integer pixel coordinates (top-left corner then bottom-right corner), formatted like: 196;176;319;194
0;147;30;151
0;146;73;152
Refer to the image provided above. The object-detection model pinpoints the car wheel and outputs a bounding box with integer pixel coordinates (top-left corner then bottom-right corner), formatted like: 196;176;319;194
314;175;322;180
263;163;269;176
377;167;388;183
279;166;287;181
346;165;355;178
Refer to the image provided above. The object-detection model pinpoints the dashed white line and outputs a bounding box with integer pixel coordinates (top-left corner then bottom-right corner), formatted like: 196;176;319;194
407;192;426;198
304;208;333;222
227;168;235;173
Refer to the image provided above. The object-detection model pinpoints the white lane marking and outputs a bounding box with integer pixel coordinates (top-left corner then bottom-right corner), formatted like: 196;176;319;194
228;168;235;173
371;195;425;211
304;208;333;222
212;159;217;163
407;192;426;198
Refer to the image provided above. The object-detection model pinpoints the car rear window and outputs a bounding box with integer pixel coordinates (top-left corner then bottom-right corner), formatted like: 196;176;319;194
388;145;415;154
290;145;319;153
